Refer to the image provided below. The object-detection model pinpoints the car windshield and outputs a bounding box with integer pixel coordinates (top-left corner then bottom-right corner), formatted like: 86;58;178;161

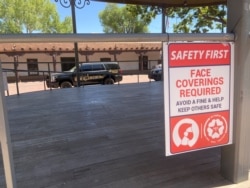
152;64;162;69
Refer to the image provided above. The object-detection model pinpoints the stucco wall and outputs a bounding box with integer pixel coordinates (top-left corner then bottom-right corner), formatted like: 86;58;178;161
0;49;161;79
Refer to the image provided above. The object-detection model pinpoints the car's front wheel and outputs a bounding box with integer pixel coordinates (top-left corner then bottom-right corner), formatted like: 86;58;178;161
104;78;115;85
154;75;162;81
60;81;73;88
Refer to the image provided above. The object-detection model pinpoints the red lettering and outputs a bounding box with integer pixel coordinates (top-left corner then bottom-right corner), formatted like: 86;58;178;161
190;69;211;78
179;87;221;97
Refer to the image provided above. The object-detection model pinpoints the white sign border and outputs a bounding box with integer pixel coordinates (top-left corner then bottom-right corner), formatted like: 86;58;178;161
163;42;234;156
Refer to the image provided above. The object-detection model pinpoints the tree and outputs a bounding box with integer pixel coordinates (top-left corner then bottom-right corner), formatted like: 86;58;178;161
99;4;149;33
0;0;72;33
126;5;227;33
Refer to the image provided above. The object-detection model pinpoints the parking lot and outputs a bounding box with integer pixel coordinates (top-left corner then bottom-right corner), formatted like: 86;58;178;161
5;75;152;96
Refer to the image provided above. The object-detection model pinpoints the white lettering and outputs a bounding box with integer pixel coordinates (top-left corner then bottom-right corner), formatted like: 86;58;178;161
171;50;205;60
205;50;229;59
170;49;229;61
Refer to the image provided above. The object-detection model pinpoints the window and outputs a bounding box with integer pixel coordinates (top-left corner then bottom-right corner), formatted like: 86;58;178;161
92;64;105;71
61;57;75;71
81;64;92;71
100;58;111;62
104;63;119;70
27;59;38;76
139;55;148;70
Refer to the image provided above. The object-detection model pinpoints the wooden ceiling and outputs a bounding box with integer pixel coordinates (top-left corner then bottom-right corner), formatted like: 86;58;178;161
92;0;227;7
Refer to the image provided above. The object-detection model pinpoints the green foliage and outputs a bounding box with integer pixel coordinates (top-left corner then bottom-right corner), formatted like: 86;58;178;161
170;6;226;33
0;0;73;33
126;5;227;33
99;4;149;33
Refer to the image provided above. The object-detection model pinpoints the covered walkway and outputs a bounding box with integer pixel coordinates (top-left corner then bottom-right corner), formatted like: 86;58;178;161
1;82;249;187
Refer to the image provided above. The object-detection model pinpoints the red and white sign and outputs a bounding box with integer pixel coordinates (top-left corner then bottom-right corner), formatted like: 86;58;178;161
164;42;234;156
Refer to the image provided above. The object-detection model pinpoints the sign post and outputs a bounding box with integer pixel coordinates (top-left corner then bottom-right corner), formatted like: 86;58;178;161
164;42;234;156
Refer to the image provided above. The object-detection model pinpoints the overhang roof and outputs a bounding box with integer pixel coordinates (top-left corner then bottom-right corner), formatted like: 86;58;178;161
0;42;162;53
92;0;227;7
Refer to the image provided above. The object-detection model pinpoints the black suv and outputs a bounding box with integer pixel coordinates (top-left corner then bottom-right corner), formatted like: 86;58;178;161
46;62;122;88
148;64;162;81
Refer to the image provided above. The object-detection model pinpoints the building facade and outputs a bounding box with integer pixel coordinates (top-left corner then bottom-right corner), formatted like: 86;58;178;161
0;42;162;82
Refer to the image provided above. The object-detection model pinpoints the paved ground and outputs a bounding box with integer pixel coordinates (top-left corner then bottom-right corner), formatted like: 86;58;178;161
5;75;152;96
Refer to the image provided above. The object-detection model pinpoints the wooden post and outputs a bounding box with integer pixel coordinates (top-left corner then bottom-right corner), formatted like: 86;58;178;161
221;0;250;183
0;64;16;188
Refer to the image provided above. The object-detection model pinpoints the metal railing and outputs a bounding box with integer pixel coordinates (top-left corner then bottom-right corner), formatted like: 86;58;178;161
2;60;159;96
